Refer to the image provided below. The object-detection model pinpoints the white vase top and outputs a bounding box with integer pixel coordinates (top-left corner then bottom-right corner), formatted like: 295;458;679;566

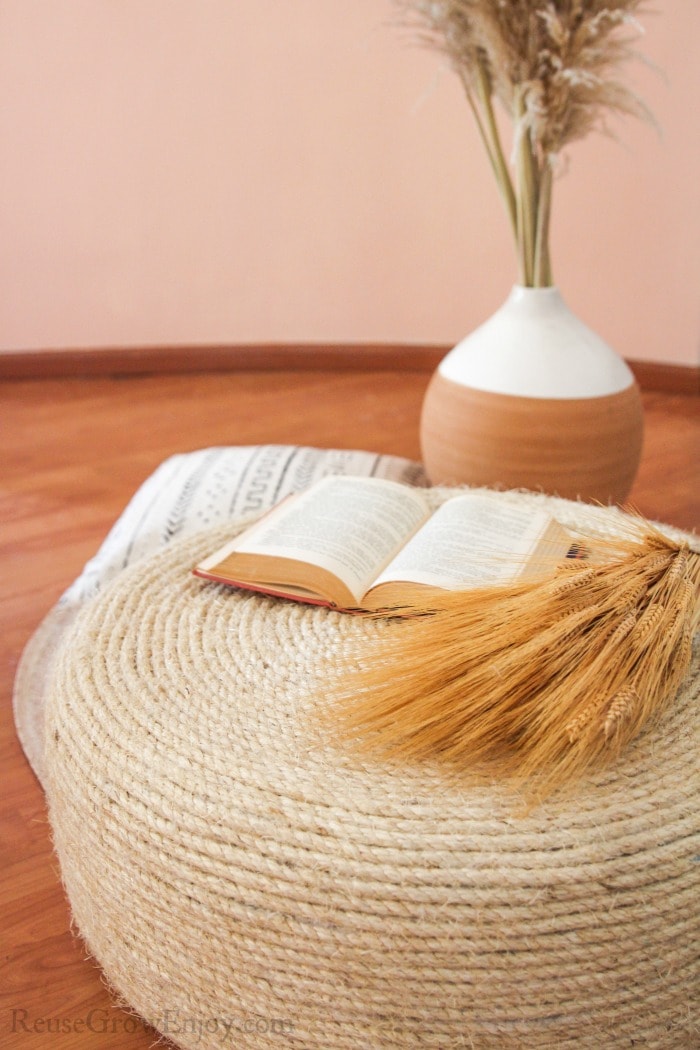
438;286;636;399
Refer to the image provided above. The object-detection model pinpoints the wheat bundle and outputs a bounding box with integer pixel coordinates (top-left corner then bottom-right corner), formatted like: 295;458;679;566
329;520;700;798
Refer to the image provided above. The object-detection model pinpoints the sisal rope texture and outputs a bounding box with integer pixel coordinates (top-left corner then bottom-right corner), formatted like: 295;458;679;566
45;491;699;1049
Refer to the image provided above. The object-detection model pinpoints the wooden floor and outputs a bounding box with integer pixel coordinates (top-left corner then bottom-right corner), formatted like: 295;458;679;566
1;369;698;1049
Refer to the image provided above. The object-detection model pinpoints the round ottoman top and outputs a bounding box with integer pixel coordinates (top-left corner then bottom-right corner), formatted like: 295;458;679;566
45;490;699;1049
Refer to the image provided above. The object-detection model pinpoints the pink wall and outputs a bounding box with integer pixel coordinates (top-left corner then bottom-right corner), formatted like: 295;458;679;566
1;0;698;366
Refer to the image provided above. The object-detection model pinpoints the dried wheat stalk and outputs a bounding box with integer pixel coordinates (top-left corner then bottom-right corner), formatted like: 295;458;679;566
327;520;699;799
396;0;655;285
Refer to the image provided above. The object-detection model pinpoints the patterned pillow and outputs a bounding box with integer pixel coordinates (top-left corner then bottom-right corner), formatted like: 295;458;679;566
14;445;426;784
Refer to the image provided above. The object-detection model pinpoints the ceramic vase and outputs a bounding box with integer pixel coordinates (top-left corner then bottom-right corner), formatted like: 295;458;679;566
420;285;644;504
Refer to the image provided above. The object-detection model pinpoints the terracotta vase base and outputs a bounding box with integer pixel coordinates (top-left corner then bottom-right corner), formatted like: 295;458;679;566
421;372;644;505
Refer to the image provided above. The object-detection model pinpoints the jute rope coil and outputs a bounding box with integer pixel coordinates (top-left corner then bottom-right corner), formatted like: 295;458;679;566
45;492;699;1049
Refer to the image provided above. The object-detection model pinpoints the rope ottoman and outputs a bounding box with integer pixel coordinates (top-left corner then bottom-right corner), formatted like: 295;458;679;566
44;488;698;1049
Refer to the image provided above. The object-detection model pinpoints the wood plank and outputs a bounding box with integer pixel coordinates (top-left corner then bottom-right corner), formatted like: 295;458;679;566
1;345;697;394
627;358;700;396
0;344;446;379
1;370;698;1049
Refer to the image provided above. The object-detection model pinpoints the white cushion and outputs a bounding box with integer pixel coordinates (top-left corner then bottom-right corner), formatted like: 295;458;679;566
13;445;426;783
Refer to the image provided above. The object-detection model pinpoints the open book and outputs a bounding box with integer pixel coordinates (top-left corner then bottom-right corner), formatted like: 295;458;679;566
193;476;580;611
193;474;579;613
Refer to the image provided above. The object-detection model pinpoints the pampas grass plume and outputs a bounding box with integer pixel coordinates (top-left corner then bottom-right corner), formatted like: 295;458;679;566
395;0;656;286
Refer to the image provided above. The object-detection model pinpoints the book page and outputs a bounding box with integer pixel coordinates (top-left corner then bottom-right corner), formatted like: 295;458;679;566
371;494;558;591
227;476;430;600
